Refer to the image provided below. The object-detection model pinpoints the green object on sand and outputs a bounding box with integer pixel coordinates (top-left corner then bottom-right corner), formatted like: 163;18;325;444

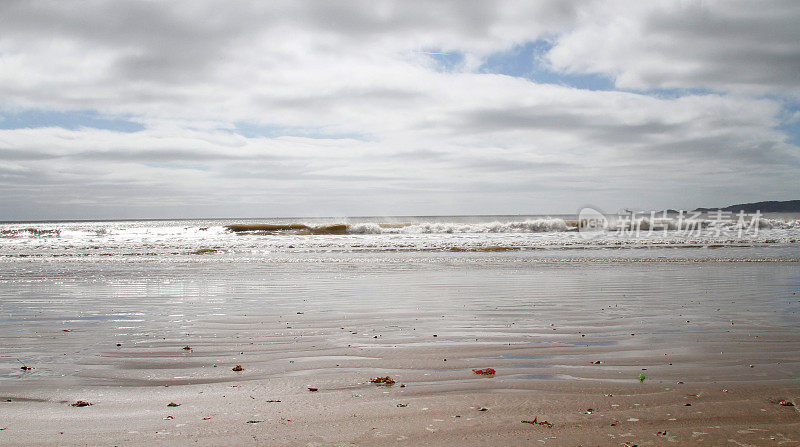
638;373;646;382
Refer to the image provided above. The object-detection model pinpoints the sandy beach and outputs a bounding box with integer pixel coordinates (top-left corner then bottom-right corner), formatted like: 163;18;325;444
3;367;800;445
3;0;800;443
2;254;799;445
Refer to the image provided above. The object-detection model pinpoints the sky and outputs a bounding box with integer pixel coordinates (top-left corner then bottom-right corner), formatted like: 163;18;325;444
0;0;799;220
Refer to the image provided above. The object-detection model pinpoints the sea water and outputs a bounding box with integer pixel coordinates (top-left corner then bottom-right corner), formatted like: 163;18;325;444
1;214;799;390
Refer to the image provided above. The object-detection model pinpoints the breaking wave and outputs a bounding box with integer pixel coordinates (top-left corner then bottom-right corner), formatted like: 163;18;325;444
1;216;797;240
0;215;798;261
225;219;572;235
226;223;350;235
348;219;570;234
0;227;61;238
224;217;800;235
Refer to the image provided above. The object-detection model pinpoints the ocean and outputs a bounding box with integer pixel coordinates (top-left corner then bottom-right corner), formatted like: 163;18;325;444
1;213;798;261
1;213;799;388
2;213;800;444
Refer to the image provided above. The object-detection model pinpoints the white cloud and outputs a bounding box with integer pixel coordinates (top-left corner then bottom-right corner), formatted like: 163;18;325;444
547;0;800;93
0;0;797;218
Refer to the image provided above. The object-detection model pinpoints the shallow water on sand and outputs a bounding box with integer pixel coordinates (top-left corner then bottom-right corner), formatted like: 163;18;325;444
2;252;799;391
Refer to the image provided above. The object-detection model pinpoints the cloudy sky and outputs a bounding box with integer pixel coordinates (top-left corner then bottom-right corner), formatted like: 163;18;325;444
1;0;798;220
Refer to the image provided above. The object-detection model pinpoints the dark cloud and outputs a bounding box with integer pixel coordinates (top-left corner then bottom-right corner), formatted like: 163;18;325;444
639;135;800;166
460;157;572;173
0;149;56;161
454;106;680;144
70;149;252;162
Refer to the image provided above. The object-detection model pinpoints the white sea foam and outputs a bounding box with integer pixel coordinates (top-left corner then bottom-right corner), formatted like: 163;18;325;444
348;218;570;234
0;215;797;259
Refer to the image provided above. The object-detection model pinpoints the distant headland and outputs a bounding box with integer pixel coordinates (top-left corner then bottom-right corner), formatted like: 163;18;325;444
694;199;800;213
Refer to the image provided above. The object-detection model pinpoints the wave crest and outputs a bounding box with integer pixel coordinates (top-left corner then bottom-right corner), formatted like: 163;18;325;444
227;219;572;235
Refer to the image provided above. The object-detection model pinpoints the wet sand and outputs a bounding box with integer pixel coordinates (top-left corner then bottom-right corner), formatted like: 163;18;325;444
2;345;799;446
1;257;799;445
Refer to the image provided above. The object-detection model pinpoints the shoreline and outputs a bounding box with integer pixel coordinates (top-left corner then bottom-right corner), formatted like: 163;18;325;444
1;258;799;445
